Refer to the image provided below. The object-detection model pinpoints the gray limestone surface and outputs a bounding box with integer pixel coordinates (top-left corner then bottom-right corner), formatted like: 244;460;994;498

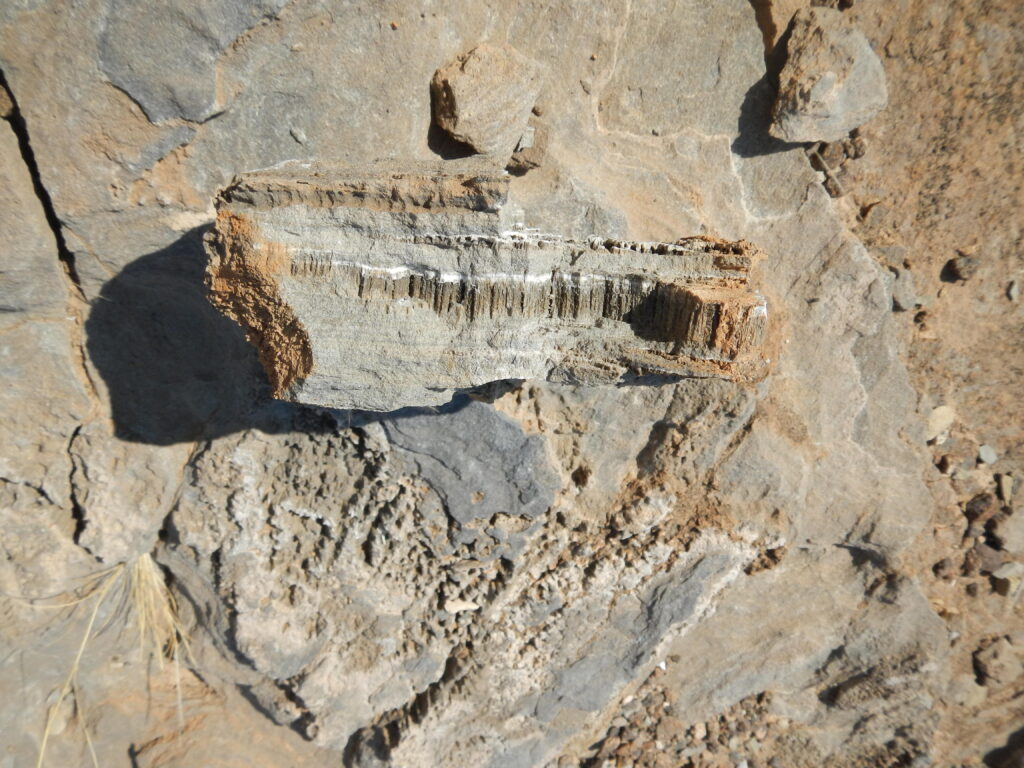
0;0;964;766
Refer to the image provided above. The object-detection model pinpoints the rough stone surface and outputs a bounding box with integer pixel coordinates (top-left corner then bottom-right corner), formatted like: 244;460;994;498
431;44;541;159
0;0;1019;766
206;165;768;411
975;638;1023;686
381;400;559;529
98;0;291;122
770;7;889;143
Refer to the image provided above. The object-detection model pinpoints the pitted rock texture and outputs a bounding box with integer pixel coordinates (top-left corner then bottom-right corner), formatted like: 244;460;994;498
206;166;768;411
1;0;1021;766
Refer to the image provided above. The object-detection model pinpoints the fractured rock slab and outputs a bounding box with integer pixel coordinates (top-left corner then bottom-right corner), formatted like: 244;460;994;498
205;164;769;411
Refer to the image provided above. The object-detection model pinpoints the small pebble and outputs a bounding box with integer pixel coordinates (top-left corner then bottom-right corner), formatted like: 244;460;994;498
978;444;999;465
1009;280;1020;302
926;405;956;442
890;266;917;311
972;541;1005;573
965;492;998;522
992;562;1024;596
998;473;1014;504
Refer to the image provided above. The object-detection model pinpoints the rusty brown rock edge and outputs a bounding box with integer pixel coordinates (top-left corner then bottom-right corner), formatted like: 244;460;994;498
204;210;313;396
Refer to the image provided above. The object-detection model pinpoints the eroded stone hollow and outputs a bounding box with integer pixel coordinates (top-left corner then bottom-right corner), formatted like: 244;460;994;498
205;164;769;411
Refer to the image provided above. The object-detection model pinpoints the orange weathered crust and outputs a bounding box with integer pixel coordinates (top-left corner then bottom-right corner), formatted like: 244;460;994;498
204;210;313;396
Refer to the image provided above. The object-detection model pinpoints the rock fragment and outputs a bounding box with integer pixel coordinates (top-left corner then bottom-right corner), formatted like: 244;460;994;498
770;7;888;143
431;43;542;159
989;512;1024;556
991;563;1024;597
978;444;999;465
964;492;999;525
926;405;956;442
205;164;769;411
507;120;548;174
889;266;916;312
974;637;1023;684
998;473;1015;505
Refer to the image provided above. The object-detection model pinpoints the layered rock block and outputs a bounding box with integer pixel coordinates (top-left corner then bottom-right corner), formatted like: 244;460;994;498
205;165;769;411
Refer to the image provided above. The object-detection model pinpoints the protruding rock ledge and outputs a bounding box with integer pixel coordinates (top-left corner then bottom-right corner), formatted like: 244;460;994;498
205;165;769;411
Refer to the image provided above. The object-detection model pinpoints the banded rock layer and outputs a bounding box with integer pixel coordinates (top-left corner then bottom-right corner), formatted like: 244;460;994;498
206;166;768;411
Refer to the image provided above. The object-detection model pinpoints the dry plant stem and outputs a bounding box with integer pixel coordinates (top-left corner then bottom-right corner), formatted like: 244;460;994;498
35;564;122;768
129;553;191;666
72;680;100;768
811;147;848;197
33;554;190;767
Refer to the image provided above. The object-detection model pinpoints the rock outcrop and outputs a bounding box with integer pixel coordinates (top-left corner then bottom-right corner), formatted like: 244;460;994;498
206;165;768;411
1;0;1018;766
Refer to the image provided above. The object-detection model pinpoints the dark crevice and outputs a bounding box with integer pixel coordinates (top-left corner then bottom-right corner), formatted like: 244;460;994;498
278;682;317;737
747;0;778;64
342;643;474;766
0;69;84;297
0;476;55;505
67;424;87;544
985;725;1024;768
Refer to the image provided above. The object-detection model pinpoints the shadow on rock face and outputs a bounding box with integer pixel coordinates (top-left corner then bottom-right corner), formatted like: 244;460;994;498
986;726;1024;768
732;76;803;158
85;227;493;445
427;85;477;160
85;226;296;445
